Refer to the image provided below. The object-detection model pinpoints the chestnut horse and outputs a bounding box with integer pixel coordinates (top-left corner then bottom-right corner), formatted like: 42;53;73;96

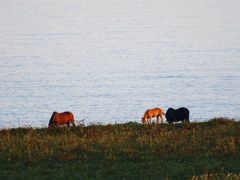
142;108;165;124
48;111;76;127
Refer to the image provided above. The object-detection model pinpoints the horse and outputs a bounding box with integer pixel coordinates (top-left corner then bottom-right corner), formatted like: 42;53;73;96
48;111;76;128
141;108;165;124
165;107;189;124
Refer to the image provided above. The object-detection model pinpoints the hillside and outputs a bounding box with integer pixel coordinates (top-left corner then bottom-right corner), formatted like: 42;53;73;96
0;118;239;179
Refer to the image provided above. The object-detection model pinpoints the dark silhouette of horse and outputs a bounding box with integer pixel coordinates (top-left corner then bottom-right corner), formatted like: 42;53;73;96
165;107;189;124
142;108;165;124
48;111;76;127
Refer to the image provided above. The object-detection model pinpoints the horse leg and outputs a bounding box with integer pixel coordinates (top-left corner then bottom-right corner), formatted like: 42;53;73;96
149;117;152;124
160;114;163;123
67;122;70;127
71;120;76;127
156;116;160;124
147;117;150;124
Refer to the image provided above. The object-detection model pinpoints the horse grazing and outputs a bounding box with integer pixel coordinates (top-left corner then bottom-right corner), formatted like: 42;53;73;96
165;107;189;124
48;111;76;127
142;108;165;124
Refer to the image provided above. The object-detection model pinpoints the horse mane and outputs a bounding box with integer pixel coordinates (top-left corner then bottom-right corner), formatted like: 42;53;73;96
49;112;57;126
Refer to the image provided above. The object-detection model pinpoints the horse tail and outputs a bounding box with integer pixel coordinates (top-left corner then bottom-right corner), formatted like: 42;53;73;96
49;112;57;127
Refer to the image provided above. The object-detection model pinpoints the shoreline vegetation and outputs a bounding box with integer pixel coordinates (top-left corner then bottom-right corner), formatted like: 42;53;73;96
0;118;239;179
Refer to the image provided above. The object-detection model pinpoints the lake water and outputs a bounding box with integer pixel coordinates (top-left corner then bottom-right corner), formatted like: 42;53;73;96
0;0;240;128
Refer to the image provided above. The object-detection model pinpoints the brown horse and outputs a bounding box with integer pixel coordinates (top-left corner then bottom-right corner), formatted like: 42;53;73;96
48;111;76;127
142;108;165;124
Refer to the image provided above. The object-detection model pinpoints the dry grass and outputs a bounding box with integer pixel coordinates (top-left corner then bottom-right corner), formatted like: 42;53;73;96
0;118;239;164
0;118;239;179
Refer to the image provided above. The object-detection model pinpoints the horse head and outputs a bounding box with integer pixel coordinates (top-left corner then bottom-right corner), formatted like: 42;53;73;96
48;112;57;127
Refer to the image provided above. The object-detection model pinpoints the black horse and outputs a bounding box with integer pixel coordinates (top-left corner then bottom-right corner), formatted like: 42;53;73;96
165;107;190;124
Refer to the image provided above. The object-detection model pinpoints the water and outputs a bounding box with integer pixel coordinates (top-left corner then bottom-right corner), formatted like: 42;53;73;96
0;0;240;128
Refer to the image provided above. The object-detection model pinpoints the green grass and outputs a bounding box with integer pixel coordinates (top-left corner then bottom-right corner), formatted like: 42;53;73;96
0;118;239;179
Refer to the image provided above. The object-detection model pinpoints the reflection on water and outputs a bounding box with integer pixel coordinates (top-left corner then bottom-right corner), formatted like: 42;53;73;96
0;0;240;128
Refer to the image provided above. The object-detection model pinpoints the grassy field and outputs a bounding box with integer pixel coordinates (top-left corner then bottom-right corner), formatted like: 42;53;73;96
0;118;239;179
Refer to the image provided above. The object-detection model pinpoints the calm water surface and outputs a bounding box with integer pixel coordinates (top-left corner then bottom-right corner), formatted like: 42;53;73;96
0;0;240;128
